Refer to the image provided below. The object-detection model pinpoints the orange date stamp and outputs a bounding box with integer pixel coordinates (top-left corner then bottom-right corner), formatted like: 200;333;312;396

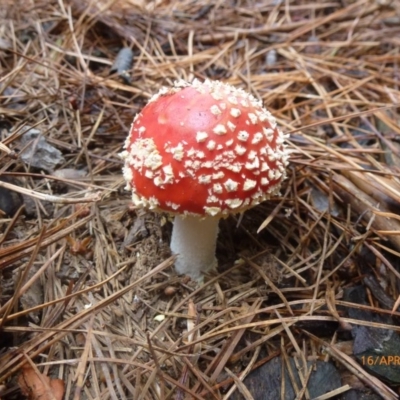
360;355;400;366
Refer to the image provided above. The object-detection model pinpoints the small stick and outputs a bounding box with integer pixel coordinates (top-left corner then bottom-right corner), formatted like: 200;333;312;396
0;179;101;204
146;332;166;400
176;301;202;400
0;142;17;159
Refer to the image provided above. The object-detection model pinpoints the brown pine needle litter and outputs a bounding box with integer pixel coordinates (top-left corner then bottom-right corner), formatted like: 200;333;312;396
1;0;400;399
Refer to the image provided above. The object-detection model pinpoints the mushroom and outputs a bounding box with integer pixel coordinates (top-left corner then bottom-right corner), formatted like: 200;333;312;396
120;79;290;280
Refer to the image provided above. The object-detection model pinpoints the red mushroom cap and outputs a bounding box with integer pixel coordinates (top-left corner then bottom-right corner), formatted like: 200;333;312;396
121;79;289;217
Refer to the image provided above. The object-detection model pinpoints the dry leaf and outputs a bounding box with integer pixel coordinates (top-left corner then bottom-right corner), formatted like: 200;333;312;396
18;126;65;172
18;365;65;400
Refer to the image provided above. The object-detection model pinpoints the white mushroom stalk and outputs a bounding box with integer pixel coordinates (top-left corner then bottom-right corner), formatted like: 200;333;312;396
170;215;219;279
120;79;290;280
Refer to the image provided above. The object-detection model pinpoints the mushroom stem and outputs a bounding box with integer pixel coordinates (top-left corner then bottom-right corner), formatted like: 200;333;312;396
170;215;219;279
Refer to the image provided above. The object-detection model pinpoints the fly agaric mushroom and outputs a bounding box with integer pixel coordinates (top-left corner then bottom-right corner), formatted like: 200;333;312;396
120;79;289;280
